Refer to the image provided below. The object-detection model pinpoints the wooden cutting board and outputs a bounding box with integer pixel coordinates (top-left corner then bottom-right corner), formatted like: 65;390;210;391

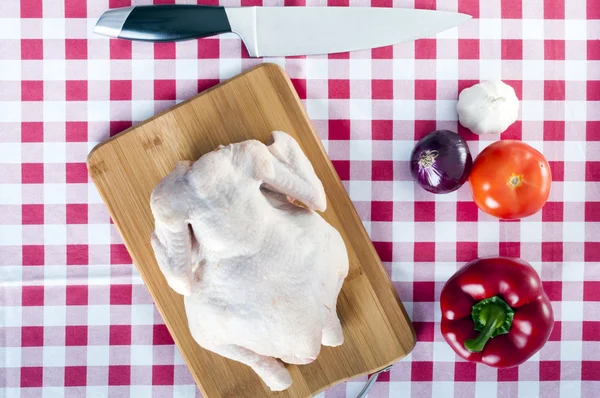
87;63;415;398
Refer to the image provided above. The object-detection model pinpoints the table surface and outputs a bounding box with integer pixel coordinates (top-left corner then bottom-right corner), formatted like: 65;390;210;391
1;0;599;397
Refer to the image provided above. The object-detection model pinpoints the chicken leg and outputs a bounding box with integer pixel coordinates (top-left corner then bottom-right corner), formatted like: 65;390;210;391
208;344;292;392
261;131;327;212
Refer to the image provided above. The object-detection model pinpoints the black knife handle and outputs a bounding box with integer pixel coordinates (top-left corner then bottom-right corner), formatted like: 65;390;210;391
119;5;232;42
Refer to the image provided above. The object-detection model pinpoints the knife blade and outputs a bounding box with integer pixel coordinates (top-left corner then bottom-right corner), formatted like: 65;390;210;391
94;5;471;57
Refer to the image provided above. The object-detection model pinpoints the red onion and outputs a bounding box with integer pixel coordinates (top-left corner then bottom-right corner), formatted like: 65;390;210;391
409;130;473;194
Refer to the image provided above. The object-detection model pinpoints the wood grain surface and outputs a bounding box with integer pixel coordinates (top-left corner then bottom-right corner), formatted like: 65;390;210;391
87;63;416;398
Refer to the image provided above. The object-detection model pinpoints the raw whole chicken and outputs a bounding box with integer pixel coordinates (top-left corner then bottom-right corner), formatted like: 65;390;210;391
149;131;349;391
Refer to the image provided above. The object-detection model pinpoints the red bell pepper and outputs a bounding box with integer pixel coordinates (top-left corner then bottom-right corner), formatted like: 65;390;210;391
440;257;554;368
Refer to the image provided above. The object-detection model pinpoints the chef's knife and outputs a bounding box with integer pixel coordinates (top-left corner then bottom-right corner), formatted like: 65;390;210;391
94;5;470;57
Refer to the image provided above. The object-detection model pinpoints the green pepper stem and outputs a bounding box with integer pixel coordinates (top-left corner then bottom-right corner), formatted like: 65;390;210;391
464;296;515;353
464;304;506;352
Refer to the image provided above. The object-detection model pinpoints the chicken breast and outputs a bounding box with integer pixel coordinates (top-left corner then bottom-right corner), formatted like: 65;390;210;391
149;131;349;391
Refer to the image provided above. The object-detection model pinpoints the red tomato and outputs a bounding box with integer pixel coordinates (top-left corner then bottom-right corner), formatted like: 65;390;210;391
469;140;552;220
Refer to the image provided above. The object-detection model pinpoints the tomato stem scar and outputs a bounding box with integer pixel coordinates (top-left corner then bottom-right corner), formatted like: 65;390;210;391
508;173;523;188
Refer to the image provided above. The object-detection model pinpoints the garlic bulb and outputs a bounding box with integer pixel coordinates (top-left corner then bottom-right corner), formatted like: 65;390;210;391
456;81;519;135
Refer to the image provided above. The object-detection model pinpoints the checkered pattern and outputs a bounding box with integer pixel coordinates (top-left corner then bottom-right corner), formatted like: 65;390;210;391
1;0;599;396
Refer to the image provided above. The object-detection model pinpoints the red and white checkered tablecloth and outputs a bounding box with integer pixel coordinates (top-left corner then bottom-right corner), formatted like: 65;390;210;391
1;0;600;396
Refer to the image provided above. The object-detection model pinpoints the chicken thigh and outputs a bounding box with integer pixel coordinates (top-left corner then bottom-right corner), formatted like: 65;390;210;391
149;131;349;391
